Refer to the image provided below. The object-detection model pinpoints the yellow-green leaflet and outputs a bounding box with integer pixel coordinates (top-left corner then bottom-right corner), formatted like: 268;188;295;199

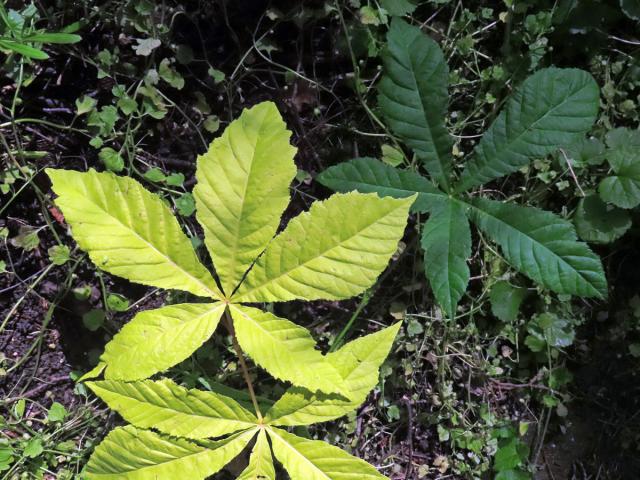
47;168;221;299
194;102;297;294
268;427;388;480
86;378;257;439
230;304;348;395
233;192;416;302
265;323;401;426
237;429;276;480
100;303;225;381
84;426;256;480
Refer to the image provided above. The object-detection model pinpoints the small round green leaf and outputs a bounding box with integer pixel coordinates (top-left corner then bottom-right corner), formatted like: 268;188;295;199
489;281;528;323
574;195;631;244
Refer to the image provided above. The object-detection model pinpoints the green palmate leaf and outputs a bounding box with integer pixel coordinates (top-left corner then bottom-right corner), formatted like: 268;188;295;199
316;157;446;213
574;195;631;244
46;169;221;299
381;144;405;167
268;427;387;480
86;378;257;439
420;200;471;317
194;102;297;294
456;68;599;192
101;303;225;380
230;305;347;395
598;147;640;209
469;198;607;298
378;18;452;191
265;323;401;426
233;192;414;302
237;429;275;480
84;425;255;480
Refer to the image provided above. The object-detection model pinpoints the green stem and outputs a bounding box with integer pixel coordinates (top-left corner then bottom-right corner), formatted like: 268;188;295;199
330;290;371;352
223;308;263;422
0;117;88;133
334;1;386;131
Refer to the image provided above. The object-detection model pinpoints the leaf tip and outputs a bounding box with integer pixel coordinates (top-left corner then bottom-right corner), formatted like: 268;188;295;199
45;167;63;186
78;362;106;382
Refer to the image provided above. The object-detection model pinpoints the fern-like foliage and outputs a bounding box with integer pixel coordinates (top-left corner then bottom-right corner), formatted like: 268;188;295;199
48;101;413;479
318;18;607;318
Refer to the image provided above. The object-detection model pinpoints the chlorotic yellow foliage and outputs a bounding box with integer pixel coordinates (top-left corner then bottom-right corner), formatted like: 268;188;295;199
48;101;412;479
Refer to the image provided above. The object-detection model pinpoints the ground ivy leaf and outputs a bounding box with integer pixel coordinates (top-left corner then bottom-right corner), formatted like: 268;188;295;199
10;225;39;251
380;144;405;167
75;95;97;115
159;58;185;89
106;293;129;312
166;172;185;186
48;244;70;265
47;402;68;422
598;146;640;209
494;438;526;471
573;195;631;244
23;438;43;458
98;147;124;172
489;281;528;323
143;167;166;183
380;0;416;16
176;192;196;216
133;37;161;56
83;309;105;331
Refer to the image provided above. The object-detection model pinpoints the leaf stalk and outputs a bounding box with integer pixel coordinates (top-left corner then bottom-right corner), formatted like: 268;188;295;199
223;308;263;422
